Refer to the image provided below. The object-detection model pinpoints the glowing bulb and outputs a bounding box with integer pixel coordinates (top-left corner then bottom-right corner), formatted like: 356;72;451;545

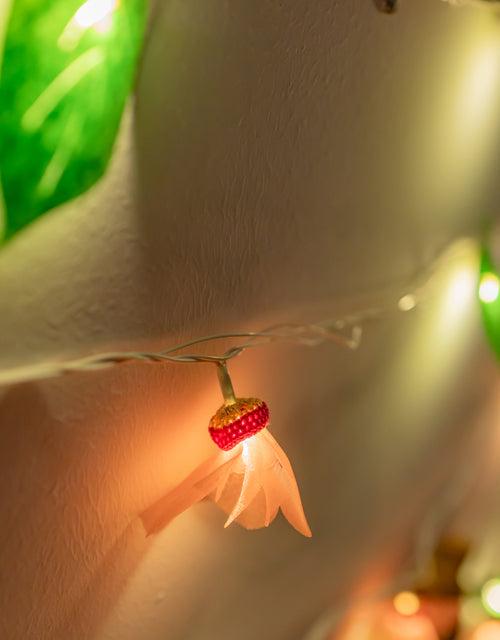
482;579;500;618
241;440;251;464
74;0;119;29
479;272;500;304
398;294;417;312
393;591;421;616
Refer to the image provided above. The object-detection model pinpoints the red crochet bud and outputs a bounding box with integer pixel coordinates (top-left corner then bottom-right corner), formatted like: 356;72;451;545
208;397;270;450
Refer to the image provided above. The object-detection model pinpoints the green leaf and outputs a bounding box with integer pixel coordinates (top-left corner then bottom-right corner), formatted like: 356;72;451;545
0;0;147;241
479;246;500;361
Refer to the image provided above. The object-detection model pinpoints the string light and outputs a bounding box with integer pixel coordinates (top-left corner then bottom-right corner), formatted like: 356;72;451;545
140;240;480;537
0;323;363;387
0;239;486;537
482;579;500;618
0;241;471;388
141;361;312;537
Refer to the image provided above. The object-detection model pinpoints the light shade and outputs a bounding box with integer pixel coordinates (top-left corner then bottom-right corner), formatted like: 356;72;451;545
0;0;147;241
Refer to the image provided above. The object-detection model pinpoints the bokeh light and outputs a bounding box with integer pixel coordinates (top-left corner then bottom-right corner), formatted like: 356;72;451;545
479;272;500;304
398;294;417;312
482;579;500;618
393;591;421;616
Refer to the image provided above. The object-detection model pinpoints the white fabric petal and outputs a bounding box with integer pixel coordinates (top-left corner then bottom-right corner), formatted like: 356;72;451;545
141;429;311;538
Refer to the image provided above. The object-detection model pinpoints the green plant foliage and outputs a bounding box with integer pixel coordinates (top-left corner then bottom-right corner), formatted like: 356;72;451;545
0;0;146;241
479;245;500;361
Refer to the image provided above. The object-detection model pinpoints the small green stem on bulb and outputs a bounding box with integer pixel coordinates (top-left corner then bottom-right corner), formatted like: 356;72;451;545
216;361;236;406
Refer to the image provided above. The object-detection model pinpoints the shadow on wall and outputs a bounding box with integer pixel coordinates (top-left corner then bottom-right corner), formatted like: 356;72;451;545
53;521;147;640
0;356;226;640
0;381;148;640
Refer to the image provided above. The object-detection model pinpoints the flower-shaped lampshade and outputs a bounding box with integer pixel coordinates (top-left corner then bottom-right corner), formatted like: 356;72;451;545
141;390;311;537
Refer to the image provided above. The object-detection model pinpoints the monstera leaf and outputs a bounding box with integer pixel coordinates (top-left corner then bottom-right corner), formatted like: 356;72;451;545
0;0;147;242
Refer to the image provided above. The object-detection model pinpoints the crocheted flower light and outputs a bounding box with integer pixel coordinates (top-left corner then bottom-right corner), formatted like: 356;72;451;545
141;365;311;537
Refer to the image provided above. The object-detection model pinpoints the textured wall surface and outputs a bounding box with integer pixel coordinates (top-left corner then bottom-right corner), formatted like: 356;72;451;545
0;1;499;639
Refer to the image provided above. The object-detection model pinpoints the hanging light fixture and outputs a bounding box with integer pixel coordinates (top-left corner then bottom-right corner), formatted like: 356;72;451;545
141;362;312;538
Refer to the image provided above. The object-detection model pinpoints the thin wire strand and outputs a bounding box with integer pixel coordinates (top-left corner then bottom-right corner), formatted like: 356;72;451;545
0;323;364;386
0;238;473;387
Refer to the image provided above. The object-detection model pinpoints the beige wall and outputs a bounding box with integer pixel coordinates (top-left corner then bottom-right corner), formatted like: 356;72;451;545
0;1;499;638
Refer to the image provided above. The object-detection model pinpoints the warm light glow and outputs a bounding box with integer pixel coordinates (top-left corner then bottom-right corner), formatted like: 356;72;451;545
241;439;251;464
74;0;119;29
446;266;476;313
141;429;312;537
479;272;500;304
472;621;500;640
387;240;478;459
410;20;500;228
431;243;478;354
398;294;417;312
460;40;500;129
393;591;421;616
482;579;500;618
381;608;439;640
